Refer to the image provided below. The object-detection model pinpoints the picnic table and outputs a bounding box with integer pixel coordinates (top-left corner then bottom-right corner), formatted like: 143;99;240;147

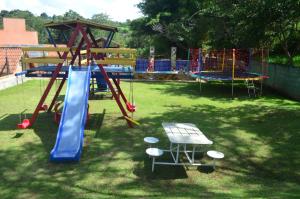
154;123;213;166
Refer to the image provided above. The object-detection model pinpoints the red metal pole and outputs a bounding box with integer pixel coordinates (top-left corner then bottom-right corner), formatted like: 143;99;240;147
47;38;85;113
112;78;127;103
117;78;121;100
25;24;81;127
47;76;66;112
79;27;133;127
97;65;133;127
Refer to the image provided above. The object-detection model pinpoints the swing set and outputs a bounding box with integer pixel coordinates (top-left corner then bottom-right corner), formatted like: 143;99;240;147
15;19;139;129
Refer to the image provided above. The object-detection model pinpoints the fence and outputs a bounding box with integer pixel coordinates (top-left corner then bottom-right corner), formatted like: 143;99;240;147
135;59;189;72
251;61;300;100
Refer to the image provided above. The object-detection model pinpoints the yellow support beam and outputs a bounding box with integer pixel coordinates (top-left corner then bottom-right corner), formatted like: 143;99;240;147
233;77;262;81
90;48;137;54
21;47;70;52
81;59;88;64
22;57;65;64
105;58;136;62
124;116;140;126
80;50;87;54
201;70;224;73
95;59;136;66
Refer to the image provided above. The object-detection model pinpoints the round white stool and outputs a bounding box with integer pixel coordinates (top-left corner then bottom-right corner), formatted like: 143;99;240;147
146;148;164;172
207;150;224;169
144;137;159;147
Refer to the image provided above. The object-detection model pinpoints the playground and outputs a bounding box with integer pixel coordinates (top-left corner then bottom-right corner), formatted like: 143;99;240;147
0;2;300;198
0;80;300;198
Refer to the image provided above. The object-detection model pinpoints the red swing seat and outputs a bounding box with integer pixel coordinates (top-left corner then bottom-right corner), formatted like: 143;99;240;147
126;102;136;112
17;119;31;129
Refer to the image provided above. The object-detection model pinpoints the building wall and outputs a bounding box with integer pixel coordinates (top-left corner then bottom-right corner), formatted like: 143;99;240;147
0;47;23;76
0;18;38;45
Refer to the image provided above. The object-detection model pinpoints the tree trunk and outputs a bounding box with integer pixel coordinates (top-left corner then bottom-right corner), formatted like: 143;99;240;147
282;41;293;65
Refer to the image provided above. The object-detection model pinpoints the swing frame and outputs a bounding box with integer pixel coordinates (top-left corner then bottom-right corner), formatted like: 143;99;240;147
17;19;137;128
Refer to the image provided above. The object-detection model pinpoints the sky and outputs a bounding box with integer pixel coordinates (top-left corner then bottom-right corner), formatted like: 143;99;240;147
0;0;143;22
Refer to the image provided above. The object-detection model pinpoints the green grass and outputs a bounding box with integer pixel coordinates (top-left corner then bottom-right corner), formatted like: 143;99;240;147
0;80;300;198
269;55;300;67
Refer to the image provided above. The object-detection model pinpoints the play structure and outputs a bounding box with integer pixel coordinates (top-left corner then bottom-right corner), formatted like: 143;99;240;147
15;20;137;162
135;47;202;73
135;47;268;96
191;48;269;97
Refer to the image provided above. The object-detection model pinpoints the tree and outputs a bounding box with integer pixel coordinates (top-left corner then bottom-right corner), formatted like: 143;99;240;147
91;13;112;25
133;0;300;63
63;10;83;20
0;9;130;46
203;0;300;64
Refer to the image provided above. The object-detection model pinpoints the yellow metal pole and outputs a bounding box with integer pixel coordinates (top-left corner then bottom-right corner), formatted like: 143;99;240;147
222;48;225;71
232;49;236;79
231;49;236;98
261;48;264;95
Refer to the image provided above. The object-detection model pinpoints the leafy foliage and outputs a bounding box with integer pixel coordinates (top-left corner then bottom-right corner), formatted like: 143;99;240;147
1;1;300;64
129;0;300;63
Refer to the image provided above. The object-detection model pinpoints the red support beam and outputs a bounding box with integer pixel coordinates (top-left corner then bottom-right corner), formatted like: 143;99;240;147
112;78;128;103
47;76;66;112
71;37;85;65
97;65;133;127
78;27;133;127
24;24;81;128
47;37;85;112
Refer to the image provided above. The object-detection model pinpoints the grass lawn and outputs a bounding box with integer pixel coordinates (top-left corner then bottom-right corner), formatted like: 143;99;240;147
0;79;300;198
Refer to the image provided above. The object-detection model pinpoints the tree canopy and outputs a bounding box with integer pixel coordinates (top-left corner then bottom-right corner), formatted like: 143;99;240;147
1;1;300;64
129;0;300;62
0;9;130;47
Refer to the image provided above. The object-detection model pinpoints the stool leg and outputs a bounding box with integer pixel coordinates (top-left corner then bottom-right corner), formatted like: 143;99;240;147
213;158;216;169
152;157;155;172
148;144;152;158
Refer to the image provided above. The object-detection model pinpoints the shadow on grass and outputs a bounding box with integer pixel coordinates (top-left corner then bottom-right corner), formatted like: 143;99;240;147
11;132;24;139
133;155;189;180
0;114;21;131
0;111;106;151
148;80;292;102
89;93;113;100
1;81;300;198
137;103;300;186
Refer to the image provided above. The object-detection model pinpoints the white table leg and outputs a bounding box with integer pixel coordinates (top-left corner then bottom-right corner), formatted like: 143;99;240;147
152;157;155;172
170;142;176;162
175;144;180;163
192;145;196;163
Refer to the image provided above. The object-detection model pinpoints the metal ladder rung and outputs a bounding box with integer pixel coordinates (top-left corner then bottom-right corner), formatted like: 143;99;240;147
245;80;257;97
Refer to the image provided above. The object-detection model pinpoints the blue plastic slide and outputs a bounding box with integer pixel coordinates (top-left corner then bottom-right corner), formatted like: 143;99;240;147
50;66;91;162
